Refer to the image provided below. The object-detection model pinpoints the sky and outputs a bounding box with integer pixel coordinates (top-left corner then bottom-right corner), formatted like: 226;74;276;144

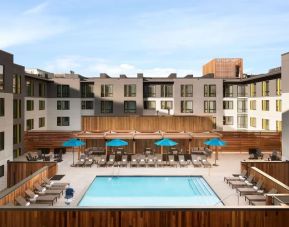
1;0;289;77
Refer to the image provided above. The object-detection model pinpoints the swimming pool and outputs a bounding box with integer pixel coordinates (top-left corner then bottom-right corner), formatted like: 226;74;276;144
79;176;222;207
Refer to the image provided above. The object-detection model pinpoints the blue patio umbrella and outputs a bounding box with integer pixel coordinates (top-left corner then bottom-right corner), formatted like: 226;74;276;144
155;138;178;154
106;139;128;147
63;138;85;167
204;138;226;166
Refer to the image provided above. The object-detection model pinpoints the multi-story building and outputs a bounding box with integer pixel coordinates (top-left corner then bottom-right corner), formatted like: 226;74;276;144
282;52;289;160
0;49;288;190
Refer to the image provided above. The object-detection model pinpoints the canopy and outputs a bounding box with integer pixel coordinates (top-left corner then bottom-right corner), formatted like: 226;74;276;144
106;139;128;147
155;138;178;147
63;138;85;147
204;138;226;147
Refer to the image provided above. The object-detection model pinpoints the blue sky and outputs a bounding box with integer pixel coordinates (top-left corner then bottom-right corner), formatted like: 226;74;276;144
1;0;289;77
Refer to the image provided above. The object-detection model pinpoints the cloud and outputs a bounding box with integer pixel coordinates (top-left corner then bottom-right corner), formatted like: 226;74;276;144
23;2;49;15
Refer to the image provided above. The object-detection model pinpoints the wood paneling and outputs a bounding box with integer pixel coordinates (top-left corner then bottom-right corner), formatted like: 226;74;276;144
82;116;213;132
241;161;289;186
0;209;289;227
218;131;281;152
7;161;58;187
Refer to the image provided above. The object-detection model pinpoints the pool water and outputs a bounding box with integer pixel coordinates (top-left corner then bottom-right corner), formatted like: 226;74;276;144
78;176;222;207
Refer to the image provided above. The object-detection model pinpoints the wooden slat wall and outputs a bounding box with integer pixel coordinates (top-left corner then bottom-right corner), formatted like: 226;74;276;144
218;131;281;152
0;166;56;206
241;161;289;186
82;116;213;132
0;209;289;227
7;161;58;187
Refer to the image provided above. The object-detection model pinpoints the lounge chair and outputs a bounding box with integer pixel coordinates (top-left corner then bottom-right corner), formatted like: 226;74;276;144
119;155;128;167
168;155;178;167
34;183;63;196
76;158;85;167
178;155;187;167
245;189;277;205
147;155;156;167
191;155;202;167
224;170;247;183
200;158;211;168
236;180;263;196
130;155;138;167
106;155;115;167
98;155;107;167
156;154;166;167
42;177;69;188
251;201;267;206
15;196;46;207
25;189;57;205
84;158;94;167
138;155;146;167
229;174;254;189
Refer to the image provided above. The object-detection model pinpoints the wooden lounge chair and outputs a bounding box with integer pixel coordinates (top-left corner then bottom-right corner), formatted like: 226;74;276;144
178;155;187;167
168;155;178;167
191;155;202;167
34;183;63;196
138;155;146;167
130;155;138;167
200;158;211;168
229;175;254;189
25;189;57;205
119;155;128;167
237;180;263;196
98;155;107;167
84;158;94;167
156;154;166;167
15;196;46;207
42;176;69;188
224;170;247;183
106;155;115;167
245;189;277;205
147;155;156;167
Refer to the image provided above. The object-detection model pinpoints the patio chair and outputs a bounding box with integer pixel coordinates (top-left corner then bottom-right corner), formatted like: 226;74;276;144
198;147;205;151
119;155;128;167
130;155;138;167
138;155;146;167
76;158;86;167
34;183;63;197
156;154;166;167
200;158;211;168
147;155;156;167
224;170;247;183
84;158;94;167
42;177;69;188
15;196;46;207
237;180;264;196
245;188;277;205
229;174;254;189
25;189;57;205
178;155;187;167
191;155;202;167
106;155;115;167
168;155;178;167
98;155;107;167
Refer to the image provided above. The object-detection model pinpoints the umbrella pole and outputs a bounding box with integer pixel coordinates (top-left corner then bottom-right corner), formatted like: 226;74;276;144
72;147;75;167
213;146;219;166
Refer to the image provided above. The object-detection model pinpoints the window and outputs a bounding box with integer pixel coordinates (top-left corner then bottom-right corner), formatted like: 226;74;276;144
204;101;216;113
81;101;94;110
262;119;270;130
161;101;173;109
144;101;156;110
101;101;113;113
212;117;217;129
57;100;70;110
0;98;4;117
57;117;70;126
250;100;256;110
13;74;21;94
0;65;4;91
181;85;193;97
39;83;46;97
26;79;34;96
13;148;21;159
161;84;173;97
0;165;4;178
81;83;94;98
237;99;247;113
144;85;156;97
0;131;4;151
26;119;34;130
204;84;216;97
276;100;282;112
237;115;248;128
13;99;21;119
39;117;45;128
262;100;270;111
124;84;136;97
39;100;45;110
223;116;233;125
101;84;113;97
181;101;193;113
262;81;269;96
223;101;233;110
224;84;233;97
250;117;256;128
237;85;246;97
13;124;21;144
276;78;281;96
26;100;34;111
250;83;256;97
276;121;282;132
57;85;70;97
124;101;136;113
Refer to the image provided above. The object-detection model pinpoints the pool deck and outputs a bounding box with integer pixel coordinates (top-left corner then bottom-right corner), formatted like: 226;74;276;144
43;152;251;207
